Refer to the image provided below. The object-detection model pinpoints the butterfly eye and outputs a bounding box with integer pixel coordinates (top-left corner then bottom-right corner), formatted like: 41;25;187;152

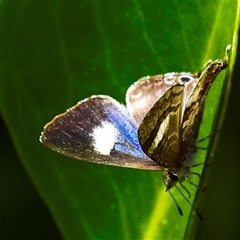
164;170;179;191
167;171;179;182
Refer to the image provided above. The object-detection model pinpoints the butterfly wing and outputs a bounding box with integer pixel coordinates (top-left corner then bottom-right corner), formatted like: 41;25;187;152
181;57;228;149
126;73;199;126
138;84;185;168
40;95;161;170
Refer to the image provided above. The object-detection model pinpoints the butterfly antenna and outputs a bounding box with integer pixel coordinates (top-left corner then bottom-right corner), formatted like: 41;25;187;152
162;173;204;220
175;184;204;221
162;175;183;216
168;190;183;216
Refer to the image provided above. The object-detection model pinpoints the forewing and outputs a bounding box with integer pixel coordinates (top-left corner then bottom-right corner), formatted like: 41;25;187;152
126;73;199;126
138;85;185;168
181;57;228;149
40;95;161;170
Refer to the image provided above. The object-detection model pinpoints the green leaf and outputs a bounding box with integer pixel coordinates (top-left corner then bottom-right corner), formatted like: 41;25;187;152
0;1;239;239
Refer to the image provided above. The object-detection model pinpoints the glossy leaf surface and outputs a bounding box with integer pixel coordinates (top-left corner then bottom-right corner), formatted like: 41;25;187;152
0;1;239;239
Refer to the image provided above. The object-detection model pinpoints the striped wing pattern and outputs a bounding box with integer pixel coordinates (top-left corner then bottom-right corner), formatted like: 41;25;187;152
181;57;228;149
138;85;184;168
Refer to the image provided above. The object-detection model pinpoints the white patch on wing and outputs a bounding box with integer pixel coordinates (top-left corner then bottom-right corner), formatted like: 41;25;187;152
150;115;170;153
92;121;118;155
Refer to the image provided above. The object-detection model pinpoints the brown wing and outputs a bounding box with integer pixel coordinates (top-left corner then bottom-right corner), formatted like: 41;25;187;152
40;95;162;170
126;73;199;126
138;84;185;169
181;54;229;149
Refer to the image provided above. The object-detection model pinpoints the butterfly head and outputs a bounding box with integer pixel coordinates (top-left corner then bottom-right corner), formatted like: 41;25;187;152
163;167;189;191
164;170;179;191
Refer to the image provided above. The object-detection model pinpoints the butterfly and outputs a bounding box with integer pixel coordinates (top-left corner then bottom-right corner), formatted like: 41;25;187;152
40;46;229;205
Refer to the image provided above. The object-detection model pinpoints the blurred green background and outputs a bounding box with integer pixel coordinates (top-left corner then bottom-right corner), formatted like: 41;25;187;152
0;1;239;239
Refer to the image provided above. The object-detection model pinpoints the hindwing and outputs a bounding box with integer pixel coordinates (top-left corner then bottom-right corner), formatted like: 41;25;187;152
126;73;199;126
